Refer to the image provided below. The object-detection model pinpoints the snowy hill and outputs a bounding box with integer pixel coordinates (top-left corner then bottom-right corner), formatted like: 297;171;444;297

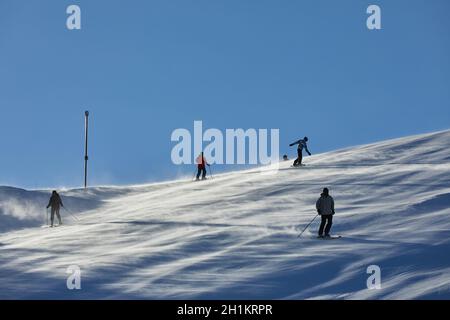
1;130;450;299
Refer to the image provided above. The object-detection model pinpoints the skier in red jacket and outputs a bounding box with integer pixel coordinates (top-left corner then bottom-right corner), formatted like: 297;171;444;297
196;152;210;181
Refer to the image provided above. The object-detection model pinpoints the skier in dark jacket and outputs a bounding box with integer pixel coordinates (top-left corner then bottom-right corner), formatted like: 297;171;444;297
316;188;335;238
289;136;311;166
196;152;210;181
47;190;64;227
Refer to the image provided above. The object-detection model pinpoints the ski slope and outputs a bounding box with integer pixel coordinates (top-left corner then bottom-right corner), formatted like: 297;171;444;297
1;130;450;299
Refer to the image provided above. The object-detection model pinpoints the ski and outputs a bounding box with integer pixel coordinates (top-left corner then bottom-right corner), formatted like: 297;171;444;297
317;235;342;240
290;164;306;168
40;225;63;229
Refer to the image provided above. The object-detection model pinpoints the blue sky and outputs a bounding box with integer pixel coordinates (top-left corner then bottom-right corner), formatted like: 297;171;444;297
0;0;449;188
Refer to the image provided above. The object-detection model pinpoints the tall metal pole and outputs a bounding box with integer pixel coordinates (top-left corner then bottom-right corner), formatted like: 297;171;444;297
84;111;89;189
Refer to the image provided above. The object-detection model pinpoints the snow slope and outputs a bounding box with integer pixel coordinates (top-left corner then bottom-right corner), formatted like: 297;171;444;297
1;130;450;299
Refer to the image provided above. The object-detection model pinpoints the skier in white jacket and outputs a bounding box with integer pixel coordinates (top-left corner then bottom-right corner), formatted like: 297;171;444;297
316;188;335;238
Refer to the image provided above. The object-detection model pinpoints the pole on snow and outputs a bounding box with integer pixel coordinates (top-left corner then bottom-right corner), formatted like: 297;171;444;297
208;165;214;179
84;111;89;189
63;206;80;221
297;214;319;238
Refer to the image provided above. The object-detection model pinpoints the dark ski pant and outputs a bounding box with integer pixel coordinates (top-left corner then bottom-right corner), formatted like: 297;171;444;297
318;215;333;236
196;167;207;180
51;206;62;226
293;149;303;166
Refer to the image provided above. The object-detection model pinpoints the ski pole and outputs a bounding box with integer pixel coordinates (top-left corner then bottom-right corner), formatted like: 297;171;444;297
46;208;49;226
297;214;319;238
208;165;213;179
63;206;80;221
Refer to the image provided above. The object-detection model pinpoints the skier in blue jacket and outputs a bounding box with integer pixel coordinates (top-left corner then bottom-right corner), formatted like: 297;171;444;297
289;136;311;166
